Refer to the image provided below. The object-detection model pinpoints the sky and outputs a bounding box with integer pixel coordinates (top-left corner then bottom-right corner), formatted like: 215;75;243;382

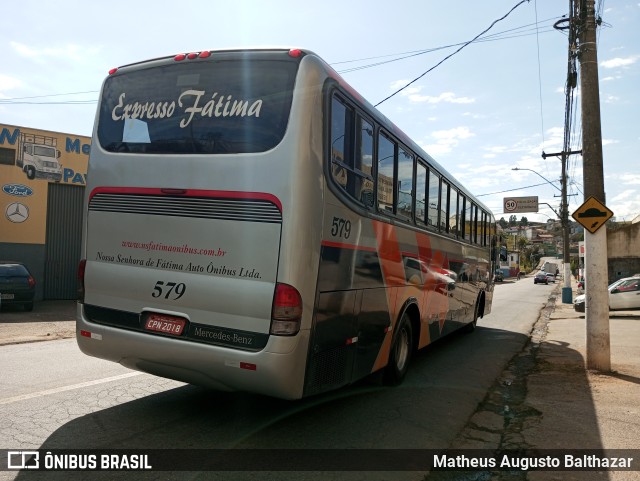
1;0;638;224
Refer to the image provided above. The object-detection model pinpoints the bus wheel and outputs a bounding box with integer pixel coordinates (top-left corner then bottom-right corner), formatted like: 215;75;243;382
26;166;36;180
463;299;480;333
384;312;413;385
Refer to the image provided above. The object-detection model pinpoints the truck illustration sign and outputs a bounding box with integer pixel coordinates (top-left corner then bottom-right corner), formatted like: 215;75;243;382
16;132;62;182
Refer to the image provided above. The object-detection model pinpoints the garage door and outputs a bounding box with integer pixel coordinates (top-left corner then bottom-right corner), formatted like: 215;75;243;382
44;183;84;299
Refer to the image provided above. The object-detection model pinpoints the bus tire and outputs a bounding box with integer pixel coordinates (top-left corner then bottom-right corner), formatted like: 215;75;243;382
463;297;481;333
384;312;413;385
26;166;36;180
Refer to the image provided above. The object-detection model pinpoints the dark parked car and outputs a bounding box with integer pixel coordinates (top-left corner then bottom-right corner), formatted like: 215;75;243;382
494;270;504;282
0;262;35;311
534;271;549;285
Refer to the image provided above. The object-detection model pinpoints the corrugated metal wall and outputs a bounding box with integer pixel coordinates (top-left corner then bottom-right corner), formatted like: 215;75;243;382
44;183;84;299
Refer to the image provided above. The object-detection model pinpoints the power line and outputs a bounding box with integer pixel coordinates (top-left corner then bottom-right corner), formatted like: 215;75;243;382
476;181;552;197
0;90;98;101
1;9;556;107
335;18;559;74
331;16;560;66
534;0;546;150
374;0;530;107
0;90;98;105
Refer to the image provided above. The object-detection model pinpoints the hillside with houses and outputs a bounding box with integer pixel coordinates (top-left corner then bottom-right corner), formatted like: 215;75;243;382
496;215;640;282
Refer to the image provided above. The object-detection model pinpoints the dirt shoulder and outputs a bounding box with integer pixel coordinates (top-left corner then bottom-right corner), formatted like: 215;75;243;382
0;300;76;346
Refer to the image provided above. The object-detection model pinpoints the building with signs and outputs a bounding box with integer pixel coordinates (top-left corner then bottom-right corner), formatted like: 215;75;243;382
1;123;90;301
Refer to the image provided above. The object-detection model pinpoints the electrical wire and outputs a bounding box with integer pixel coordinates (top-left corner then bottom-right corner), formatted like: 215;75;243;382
374;0;530;107
476;181;553;197
534;0;546;150
0;7;562;108
336;20;559;74
0;91;98;105
331;16;560;66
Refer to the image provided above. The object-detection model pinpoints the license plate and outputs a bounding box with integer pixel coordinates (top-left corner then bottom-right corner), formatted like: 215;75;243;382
0;293;15;300
144;313;186;336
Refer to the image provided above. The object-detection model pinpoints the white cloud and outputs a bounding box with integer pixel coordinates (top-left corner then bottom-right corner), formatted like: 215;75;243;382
0;74;23;93
608;188;640;220
408;91;475;104
431;126;474;141
10;41;100;62
419;127;474;156
600;56;639;69
619;173;640;185
389;81;474;104
611;189;636;202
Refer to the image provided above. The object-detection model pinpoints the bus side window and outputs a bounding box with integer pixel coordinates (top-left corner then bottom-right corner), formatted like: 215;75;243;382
377;133;396;214
330;96;353;193
415;162;427;225
450;186;458;236
458;194;466;239
397;147;414;220
428;171;440;228
440;181;449;232
355;116;375;208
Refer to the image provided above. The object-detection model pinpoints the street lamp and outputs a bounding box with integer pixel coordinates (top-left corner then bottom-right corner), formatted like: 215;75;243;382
511;167;561;192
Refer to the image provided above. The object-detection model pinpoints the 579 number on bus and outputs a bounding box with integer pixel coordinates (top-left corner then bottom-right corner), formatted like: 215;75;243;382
331;217;351;239
152;281;186;300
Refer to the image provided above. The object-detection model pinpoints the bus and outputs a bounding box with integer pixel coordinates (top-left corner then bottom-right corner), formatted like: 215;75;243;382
77;48;497;400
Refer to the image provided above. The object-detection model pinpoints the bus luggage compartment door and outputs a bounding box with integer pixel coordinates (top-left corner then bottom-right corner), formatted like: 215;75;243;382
84;192;282;337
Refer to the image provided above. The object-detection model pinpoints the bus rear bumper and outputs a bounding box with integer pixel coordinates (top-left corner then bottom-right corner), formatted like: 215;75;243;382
76;304;309;400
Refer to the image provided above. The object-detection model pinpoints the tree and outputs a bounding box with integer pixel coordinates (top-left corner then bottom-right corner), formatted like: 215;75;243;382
517;236;529;250
519;216;529;227
508;215;517;227
499;217;508;228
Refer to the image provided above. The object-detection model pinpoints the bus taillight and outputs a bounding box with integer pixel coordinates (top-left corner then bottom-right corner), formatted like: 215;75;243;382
175;51;211;61
270;283;302;336
77;259;86;302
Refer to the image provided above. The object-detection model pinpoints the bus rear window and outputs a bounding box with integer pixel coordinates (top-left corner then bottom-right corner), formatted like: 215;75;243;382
97;58;298;154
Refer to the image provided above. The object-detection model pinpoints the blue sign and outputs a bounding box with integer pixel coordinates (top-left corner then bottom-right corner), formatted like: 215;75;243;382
2;184;34;197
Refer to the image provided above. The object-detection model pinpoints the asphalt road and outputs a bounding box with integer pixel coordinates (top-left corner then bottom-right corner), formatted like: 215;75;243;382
0;278;554;481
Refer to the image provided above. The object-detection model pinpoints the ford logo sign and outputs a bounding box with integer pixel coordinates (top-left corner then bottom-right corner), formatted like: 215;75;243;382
2;184;34;197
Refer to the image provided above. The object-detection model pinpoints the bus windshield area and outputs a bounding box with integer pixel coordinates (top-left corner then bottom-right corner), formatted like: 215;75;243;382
97;57;298;155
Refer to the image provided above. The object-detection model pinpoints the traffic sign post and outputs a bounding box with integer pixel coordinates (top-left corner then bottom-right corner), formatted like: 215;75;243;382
503;196;538;214
571;196;613;234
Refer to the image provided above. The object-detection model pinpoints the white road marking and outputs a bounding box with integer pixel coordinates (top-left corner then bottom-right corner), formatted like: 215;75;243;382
0;372;143;405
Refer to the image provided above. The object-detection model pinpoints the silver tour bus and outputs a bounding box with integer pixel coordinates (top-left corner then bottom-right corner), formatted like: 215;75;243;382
77;48;497;400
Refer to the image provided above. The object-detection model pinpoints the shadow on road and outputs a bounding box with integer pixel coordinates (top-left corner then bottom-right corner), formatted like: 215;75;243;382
13;324;605;481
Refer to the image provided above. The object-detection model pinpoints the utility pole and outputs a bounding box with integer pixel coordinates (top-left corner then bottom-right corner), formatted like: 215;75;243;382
575;0;610;371
541;149;580;303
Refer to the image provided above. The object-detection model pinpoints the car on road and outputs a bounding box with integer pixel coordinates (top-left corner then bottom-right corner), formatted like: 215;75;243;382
545;272;556;283
574;276;640;313
0;261;36;311
534;271;548;285
494;270;504;282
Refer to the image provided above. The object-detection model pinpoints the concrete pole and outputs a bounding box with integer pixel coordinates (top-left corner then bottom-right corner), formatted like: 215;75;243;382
577;0;610;371
561;152;572;302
